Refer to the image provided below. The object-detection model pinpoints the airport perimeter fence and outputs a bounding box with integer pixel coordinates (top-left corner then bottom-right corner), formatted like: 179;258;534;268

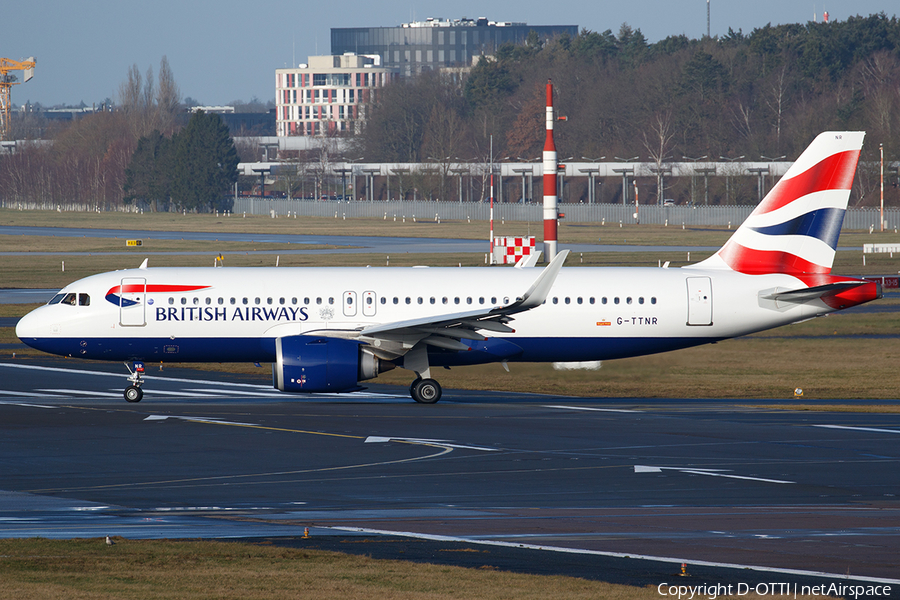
232;198;900;231
3;198;898;231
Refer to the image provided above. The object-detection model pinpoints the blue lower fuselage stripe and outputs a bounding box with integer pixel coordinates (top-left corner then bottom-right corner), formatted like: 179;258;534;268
21;336;721;364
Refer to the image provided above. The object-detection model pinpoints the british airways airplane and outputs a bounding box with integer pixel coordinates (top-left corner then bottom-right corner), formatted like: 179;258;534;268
16;132;881;403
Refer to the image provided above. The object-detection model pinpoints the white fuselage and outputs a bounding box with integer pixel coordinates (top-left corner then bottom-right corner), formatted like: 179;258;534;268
16;265;831;364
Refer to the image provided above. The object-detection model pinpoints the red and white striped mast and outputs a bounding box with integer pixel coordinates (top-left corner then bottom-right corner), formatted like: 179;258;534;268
543;79;559;261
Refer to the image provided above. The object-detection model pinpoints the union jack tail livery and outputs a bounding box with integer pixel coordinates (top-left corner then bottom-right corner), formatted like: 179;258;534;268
697;132;864;275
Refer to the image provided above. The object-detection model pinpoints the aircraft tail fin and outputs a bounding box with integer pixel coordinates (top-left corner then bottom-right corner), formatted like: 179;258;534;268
695;132;864;275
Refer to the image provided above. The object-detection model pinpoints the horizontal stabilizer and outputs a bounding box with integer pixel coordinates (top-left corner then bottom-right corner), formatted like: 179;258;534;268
762;281;865;303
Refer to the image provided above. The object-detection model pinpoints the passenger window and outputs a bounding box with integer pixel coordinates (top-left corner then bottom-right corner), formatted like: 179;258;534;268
218;298;224;305
443;297;448;304
479;297;485;304
346;296;352;305
466;297;472;304
279;298;285;305
614;297;620;305
367;297;373;305
417;297;423;304
380;297;386;304
577;297;583;305
193;297;200;305
627;297;632;304
651;297;657;305
316;298;322;305
405;297;411;305
181;297;187;305
266;297;273;305
78;293;90;306
328;297;334;305
491;297;497;304
304;297;310;305
565;297;570;304
230;298;236;305
639;297;645;305
430;297;436;304
168;297;175;305
454;297;460;304
255;298;261;305
552;297;558;304
602;297;607;305
291;298;297;305
242;298;249;305
590;297;595;304
205;297;211;305
393;297;399;305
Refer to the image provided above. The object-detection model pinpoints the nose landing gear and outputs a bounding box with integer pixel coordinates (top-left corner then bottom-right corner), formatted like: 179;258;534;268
124;361;145;403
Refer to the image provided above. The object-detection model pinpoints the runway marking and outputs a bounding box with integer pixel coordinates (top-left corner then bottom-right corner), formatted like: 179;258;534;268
813;424;900;435
634;465;795;484
134;389;222;398
365;436;499;452
0;399;57;409
0;389;60;399
185;388;282;397
326;526;900;586
38;388;122;398
144;415;258;426
545;405;642;413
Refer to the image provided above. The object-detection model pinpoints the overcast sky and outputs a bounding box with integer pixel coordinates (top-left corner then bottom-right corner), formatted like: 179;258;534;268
5;1;898;107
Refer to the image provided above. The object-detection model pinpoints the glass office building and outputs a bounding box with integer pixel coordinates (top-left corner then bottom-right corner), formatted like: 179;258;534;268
332;17;578;76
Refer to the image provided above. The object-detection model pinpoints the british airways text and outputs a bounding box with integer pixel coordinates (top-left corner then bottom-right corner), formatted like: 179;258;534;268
155;306;309;322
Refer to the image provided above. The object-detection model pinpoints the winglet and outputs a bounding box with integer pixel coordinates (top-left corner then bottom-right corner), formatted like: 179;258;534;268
503;249;569;313
138;259;149;270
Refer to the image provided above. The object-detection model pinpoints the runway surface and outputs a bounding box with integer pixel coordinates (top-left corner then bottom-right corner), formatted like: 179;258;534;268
0;357;898;589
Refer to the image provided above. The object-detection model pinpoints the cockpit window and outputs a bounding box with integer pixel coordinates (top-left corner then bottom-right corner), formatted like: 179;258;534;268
48;293;66;305
61;293;77;306
78;293;90;306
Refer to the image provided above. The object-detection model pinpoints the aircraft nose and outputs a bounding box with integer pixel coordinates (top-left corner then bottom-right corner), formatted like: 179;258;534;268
15;308;42;341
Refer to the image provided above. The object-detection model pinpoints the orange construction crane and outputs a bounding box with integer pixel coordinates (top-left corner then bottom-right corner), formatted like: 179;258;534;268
0;57;36;141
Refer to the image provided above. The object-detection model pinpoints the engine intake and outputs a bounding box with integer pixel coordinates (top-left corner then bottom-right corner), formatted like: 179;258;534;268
273;335;390;393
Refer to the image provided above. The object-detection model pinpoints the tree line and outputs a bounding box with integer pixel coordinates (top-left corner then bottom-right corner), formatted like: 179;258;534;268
357;13;900;206
0;56;238;211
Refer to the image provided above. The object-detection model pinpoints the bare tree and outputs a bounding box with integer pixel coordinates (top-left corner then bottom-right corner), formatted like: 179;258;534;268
643;111;675;205
156;56;181;134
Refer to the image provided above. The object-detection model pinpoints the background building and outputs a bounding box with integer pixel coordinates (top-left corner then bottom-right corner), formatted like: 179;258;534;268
332;17;578;76
275;53;398;137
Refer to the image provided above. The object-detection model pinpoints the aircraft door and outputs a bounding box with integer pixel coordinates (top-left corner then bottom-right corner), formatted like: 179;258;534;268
362;291;376;317
342;291;357;317
686;276;713;326
119;277;146;327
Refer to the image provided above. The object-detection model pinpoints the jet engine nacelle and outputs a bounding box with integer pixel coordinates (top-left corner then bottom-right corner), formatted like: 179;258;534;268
273;335;388;393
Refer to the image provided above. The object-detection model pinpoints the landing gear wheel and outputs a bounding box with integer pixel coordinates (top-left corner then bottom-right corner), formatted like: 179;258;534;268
124;385;143;403
410;378;442;404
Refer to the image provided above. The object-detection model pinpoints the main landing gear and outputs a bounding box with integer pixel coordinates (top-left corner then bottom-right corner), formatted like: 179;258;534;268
409;378;442;404
123;361;145;403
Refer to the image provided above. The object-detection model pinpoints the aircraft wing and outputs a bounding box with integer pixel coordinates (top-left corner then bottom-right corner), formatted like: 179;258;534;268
354;250;569;355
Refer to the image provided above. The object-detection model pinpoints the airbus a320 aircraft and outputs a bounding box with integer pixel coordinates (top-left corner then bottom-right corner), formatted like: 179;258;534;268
16;132;881;403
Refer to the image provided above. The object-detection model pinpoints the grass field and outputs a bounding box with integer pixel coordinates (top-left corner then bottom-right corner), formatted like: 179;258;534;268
0;538;842;600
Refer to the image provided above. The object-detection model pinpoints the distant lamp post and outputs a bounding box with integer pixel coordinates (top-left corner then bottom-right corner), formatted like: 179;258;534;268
580;156;605;204
718;155;745;204
683;155;707;206
614;156;639;206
